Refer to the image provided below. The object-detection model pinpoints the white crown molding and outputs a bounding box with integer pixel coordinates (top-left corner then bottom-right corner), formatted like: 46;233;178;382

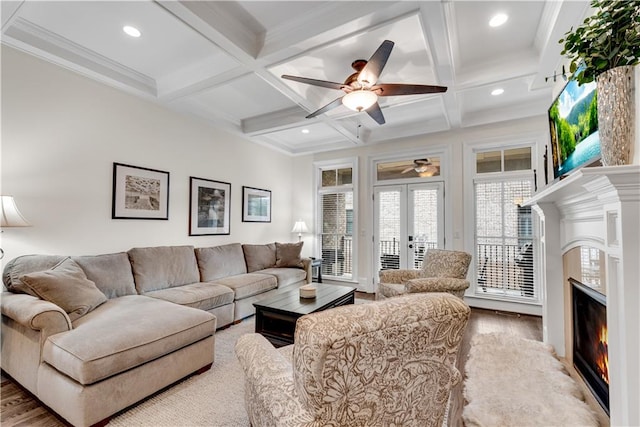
4;18;156;96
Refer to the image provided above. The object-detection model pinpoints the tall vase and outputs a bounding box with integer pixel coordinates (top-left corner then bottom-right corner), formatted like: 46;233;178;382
596;65;635;166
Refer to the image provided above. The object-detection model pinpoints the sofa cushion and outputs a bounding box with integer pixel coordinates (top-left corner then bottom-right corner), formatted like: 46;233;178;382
275;242;304;268
73;252;136;299
242;243;276;273
43;295;215;385
145;282;234;311
3;254;67;296
196;244;247;281
19;258;107;321
259;268;307;288
212;273;277;300
128;246;200;293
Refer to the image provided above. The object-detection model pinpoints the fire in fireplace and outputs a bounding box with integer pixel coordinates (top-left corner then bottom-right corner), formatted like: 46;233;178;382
571;278;609;414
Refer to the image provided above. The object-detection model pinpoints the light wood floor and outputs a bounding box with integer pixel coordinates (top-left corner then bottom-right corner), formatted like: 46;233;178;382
1;297;541;427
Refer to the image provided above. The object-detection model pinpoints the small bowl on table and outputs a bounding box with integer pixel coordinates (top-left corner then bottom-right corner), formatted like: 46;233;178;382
299;284;316;299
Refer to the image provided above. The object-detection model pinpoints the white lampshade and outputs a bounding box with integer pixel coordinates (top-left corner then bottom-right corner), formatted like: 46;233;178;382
291;220;308;234
342;90;378;112
1;196;31;227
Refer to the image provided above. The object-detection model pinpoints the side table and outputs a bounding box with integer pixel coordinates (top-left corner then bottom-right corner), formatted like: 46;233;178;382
310;258;323;283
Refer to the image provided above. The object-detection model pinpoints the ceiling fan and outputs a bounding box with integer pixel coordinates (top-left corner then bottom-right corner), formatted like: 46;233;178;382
281;40;447;125
402;159;439;177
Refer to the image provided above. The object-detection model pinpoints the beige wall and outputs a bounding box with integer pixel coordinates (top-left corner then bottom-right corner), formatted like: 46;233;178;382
1;46;300;265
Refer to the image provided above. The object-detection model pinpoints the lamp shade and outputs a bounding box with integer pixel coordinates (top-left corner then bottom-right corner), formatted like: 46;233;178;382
1;196;31;227
291;220;308;234
342;90;378;112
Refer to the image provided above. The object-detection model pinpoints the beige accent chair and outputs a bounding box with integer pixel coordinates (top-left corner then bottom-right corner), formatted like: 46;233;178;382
235;292;470;427
377;249;472;300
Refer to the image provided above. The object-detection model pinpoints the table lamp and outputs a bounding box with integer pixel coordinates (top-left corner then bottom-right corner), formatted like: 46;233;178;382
291;220;308;242
1;195;31;259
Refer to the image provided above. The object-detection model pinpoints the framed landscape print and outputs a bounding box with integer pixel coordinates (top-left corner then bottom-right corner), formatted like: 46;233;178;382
112;163;169;220
242;186;271;222
190;177;231;235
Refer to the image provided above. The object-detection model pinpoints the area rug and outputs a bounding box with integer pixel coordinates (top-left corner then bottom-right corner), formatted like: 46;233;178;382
110;318;255;427
462;332;597;427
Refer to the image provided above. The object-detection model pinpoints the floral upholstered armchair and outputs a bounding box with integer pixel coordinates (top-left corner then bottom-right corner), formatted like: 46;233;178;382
377;249;472;300
235;293;470;427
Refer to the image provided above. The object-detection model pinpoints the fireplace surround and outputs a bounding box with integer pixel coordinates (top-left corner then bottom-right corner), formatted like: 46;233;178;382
526;165;639;426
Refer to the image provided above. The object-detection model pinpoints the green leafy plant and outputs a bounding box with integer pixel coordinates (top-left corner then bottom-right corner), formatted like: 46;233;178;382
560;0;640;85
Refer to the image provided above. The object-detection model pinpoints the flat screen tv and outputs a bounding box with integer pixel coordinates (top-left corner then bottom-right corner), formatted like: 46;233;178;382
548;74;600;180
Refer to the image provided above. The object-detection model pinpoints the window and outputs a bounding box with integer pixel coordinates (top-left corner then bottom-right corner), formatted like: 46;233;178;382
473;147;536;301
316;160;357;281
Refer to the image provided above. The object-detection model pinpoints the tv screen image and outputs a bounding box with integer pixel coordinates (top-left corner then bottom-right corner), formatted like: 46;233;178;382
548;77;600;179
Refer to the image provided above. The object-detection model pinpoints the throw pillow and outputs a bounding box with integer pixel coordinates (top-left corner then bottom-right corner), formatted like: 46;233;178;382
19;257;107;321
275;242;304;268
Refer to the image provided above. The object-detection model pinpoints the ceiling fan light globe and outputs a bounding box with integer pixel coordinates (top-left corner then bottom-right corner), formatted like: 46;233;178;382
342;90;377;112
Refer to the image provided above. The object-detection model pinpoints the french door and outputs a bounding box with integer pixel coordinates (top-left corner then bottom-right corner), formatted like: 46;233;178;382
374;182;444;273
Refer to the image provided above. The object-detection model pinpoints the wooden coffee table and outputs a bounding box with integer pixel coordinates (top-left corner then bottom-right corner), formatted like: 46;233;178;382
253;284;356;347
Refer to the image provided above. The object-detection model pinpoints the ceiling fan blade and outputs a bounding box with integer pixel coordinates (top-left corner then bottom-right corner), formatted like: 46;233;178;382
282;75;345;91
401;166;415;174
306;97;344;119
373;83;448;96
366;102;386;125
357;40;394;87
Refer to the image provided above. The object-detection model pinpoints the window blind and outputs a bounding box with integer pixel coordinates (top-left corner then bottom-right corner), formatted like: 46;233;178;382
475;178;535;299
320;191;353;279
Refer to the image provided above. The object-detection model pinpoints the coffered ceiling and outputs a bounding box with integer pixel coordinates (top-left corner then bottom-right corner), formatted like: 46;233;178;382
1;1;591;155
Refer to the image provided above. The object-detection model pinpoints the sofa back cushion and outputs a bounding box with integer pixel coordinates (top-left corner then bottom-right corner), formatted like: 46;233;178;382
73;253;137;299
128;246;200;293
242;243;276;273
195;243;247;281
3;254;67;296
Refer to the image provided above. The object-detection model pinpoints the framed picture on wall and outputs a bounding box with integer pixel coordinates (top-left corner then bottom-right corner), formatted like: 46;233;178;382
189;177;231;235
242;186;271;223
112;162;169;220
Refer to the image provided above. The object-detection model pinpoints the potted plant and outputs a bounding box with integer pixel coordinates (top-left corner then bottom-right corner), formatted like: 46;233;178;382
560;0;640;166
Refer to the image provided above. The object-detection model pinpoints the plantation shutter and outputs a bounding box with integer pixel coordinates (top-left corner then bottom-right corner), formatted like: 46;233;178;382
320;191;353;279
474;178;535;299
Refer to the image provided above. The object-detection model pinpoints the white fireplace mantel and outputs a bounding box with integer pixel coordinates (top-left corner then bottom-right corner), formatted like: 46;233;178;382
525;165;640;426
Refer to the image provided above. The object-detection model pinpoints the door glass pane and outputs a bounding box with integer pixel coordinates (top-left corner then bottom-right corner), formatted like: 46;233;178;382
377;158;440;181
504;147;532;171
412;188;439;269
378;190;401;270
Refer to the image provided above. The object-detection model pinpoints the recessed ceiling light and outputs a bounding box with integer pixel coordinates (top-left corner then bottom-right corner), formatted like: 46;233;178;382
301;129;310;134
491;88;505;96
489;13;508;27
123;25;141;38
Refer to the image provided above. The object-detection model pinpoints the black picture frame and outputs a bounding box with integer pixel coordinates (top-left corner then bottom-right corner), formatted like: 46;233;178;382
189;177;231;235
242;186;271;223
112;162;169;220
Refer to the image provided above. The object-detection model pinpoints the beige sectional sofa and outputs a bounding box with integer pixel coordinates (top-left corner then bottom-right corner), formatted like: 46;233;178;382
0;242;310;427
